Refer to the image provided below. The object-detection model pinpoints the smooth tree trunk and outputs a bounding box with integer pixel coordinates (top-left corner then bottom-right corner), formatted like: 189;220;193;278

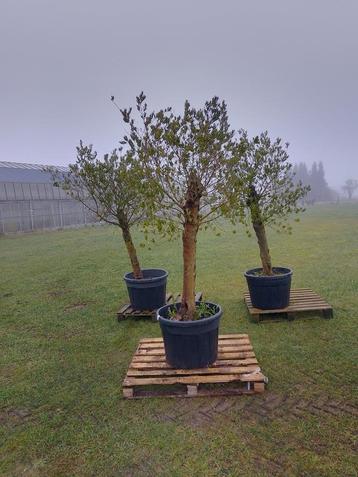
180;218;199;320
247;186;273;276
122;225;143;279
252;219;273;276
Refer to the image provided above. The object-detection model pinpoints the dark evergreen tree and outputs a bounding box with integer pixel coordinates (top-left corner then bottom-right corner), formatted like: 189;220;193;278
293;161;332;203
309;162;320;204
293;162;311;204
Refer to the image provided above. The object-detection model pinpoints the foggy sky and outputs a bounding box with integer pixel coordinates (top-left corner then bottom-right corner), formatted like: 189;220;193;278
1;0;357;188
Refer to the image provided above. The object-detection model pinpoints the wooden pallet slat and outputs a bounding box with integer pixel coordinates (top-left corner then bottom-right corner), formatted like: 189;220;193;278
131;350;256;363
118;303;131;315
123;372;265;387
139;337;165;343
244;297;330;307
195;291;203;302
211;356;257;364
139;333;249;343
139;337;250;349
126;365;261;377
214;333;249;339
129;357;259;370
122;334;267;398
135;344;253;354
117;291;202;321
244;288;333;322
173;293;181;303
248;304;332;314
245;299;330;308
137;341;252;354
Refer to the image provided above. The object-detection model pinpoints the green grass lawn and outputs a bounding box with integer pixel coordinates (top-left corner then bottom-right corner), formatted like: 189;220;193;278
1;203;357;476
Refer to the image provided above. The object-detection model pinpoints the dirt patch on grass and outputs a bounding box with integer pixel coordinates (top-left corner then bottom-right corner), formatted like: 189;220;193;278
1;292;14;298
153;391;358;428
64;302;88;312
1;364;18;380
0;408;32;428
48;290;67;298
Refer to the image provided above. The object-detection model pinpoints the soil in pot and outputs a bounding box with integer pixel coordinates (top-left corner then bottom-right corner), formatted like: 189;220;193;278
157;302;222;369
124;268;168;311
244;267;292;310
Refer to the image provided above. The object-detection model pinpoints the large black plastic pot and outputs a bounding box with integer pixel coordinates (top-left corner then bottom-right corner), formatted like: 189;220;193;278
244;267;293;310
123;268;168;311
157;302;222;369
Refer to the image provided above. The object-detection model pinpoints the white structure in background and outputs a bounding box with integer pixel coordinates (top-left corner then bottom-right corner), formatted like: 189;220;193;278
0;161;97;233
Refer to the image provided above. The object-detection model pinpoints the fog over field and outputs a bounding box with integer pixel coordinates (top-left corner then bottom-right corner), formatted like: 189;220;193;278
0;0;357;189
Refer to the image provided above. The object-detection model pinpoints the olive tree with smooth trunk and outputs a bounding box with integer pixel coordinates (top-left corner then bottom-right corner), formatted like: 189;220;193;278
119;93;240;320
49;143;147;279
232;130;310;276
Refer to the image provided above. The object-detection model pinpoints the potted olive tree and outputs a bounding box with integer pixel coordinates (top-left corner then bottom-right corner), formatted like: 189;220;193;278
120;93;240;368
49;143;168;310
232;130;309;309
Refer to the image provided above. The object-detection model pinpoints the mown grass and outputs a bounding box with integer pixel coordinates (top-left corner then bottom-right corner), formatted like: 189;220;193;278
0;203;357;476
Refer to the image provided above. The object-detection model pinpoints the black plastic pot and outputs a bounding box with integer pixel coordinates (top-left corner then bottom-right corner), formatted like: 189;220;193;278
157;302;222;369
244;267;293;310
124;268;168;311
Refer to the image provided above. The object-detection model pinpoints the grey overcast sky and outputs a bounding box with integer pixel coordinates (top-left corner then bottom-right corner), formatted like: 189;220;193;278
0;0;357;188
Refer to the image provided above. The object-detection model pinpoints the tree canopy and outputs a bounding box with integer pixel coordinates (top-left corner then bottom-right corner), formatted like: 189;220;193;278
118;93;239;238
117;93;241;319
233;130;309;232
229;130;310;275
49;142;147;278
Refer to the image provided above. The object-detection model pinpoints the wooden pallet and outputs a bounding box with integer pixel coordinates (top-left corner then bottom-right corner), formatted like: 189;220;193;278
117;291;203;322
244;288;333;323
122;334;268;398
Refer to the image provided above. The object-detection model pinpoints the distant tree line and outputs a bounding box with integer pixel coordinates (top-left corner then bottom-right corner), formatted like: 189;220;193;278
342;179;358;200
292;161;337;204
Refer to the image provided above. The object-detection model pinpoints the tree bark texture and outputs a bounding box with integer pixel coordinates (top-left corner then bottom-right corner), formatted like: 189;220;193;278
252;219;273;276
122;226;143;279
247;186;273;276
179;174;202;320
180;218;199;319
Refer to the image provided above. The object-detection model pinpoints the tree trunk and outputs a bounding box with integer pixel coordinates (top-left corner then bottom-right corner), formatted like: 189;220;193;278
122;226;143;279
247;186;273;276
178;173;203;320
180;217;199;320
252;220;273;276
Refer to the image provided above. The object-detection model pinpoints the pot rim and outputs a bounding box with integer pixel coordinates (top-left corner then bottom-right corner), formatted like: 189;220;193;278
244;267;292;279
157;301;222;326
124;268;168;284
